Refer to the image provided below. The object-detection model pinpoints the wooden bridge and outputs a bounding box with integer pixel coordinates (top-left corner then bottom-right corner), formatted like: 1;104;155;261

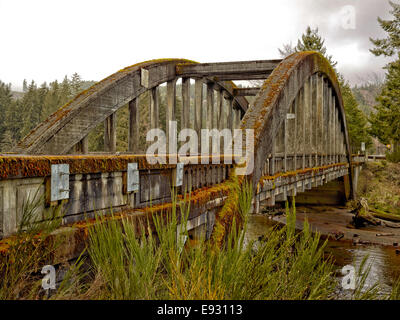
0;52;364;245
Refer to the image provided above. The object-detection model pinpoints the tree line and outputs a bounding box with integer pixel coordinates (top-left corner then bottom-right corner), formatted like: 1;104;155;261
0;73;95;152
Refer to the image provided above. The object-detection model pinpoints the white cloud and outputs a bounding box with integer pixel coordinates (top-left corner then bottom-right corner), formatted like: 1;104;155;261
0;0;393;89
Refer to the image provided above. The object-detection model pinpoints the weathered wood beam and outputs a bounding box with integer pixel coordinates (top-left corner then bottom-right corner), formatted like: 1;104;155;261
217;90;224;130
302;77;310;170
104;113;116;153
194;79;203;133
150;86;159;129
316;75;324;167
166;80;176;154
228;98;234;130
232;87;261;96
176;59;281;80
128;98;139;153
207;83;214;129
181;77;190;129
75;135;88;154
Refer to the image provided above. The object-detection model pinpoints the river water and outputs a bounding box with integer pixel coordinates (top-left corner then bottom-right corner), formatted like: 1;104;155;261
244;213;400;298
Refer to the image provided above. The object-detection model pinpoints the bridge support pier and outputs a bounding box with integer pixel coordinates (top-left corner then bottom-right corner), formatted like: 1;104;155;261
294;175;350;206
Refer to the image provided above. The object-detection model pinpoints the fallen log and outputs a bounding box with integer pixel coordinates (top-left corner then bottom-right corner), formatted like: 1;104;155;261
369;208;400;223
351;198;400;228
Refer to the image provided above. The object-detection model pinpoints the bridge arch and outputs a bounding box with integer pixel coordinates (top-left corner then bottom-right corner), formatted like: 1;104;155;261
13;59;254;155
240;51;354;201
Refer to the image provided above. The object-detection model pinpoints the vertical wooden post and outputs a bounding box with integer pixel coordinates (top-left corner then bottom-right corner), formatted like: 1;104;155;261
333;99;337;163
271;144;275;175
194;79;203;132
128;98;139;153
217;90;224;130
194;79;203;151
166;79;176;154
235;108;241;129
302;78;310;170
150;86;159;129
283;113;288;172
336;107;340;163
293;99;298;171
310;75;315;168
181;78;190;130
329;89;333;164
207;83;214;129
81;135;89;154
316;74;323;167
324;81;329;165
228;99;234;130
104;113;116;153
75;135;89;154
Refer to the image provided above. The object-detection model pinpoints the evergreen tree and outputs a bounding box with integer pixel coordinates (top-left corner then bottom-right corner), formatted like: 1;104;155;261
339;77;373;152
60;76;72;104
22;79;28;93
0;81;13;140
0;130;16;152
370;1;400;57
20;81;42;137
369;58;400;150
70;72;83;97
370;0;400;152
42;80;61;120
295;26;337;68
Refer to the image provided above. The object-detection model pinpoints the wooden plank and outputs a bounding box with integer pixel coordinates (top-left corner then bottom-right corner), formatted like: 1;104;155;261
207;83;214;129
232;87;261;96
176;59;281;80
181;77;190;129
228;98;234;130
293;98;298;171
104;113;116;153
166;80;176;154
284;111;288;172
128;98;139;153
316;75;323;167
150;86;159;129
217;90;224;130
194;79;203;134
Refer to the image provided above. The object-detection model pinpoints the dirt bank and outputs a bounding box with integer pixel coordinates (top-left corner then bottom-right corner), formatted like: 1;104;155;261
270;205;400;247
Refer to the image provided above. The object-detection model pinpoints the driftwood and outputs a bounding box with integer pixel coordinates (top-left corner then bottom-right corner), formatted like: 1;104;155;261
351;198;400;229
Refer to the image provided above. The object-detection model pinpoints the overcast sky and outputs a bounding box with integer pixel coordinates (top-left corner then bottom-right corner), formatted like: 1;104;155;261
0;0;395;90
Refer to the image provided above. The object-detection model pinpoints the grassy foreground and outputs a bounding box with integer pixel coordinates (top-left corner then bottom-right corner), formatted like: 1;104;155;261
1;181;400;300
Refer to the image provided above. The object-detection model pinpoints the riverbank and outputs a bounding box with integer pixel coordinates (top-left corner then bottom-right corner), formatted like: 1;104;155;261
270;205;400;247
245;210;400;296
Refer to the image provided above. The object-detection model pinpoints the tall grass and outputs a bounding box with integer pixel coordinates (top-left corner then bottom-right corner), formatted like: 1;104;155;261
0;187;64;299
82;183;338;300
2;182;394;300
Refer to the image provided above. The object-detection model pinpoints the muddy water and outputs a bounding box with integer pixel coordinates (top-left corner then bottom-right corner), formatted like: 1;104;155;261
244;213;400;296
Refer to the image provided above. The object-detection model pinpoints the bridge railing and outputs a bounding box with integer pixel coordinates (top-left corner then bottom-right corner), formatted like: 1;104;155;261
0;154;235;239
